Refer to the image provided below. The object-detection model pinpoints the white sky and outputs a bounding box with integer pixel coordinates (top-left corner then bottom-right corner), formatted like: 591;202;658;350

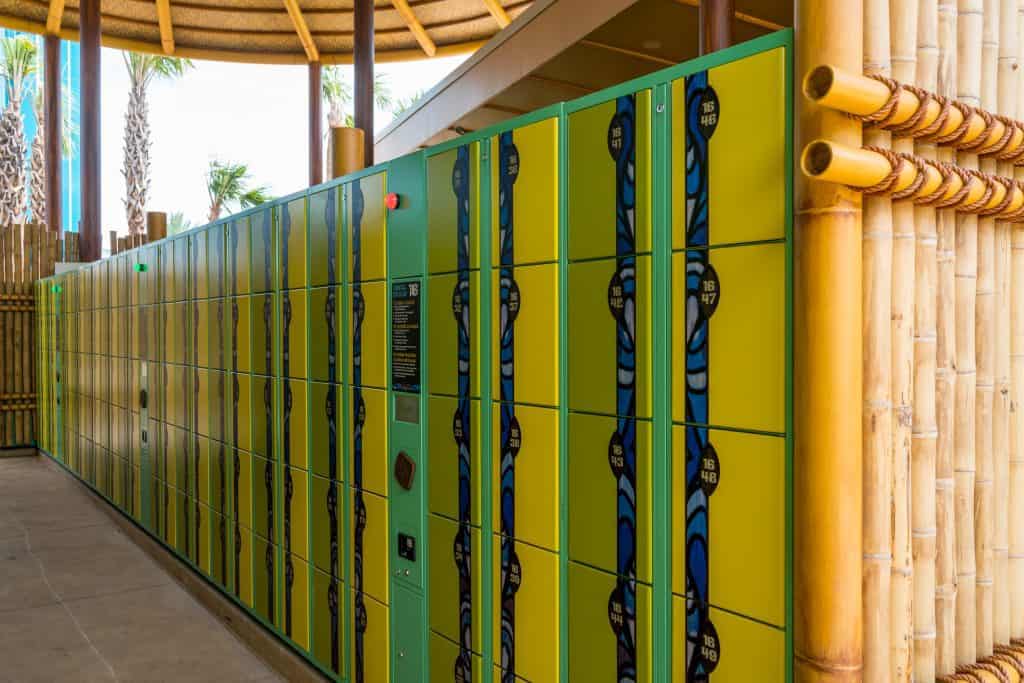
98;48;466;232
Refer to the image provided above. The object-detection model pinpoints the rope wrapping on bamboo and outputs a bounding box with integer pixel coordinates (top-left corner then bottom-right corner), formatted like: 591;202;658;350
892;152;929;200
934;163;975;208
862;145;907;194
958;169;996;213
979;177;1017;217
915;159;958;205
991;650;1024;677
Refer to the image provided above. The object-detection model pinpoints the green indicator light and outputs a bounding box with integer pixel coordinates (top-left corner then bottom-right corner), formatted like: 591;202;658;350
134;263;147;273
51;285;61;293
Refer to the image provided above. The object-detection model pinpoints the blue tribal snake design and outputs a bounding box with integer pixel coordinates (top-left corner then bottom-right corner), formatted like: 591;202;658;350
231;221;242;598
498;130;521;683
684;71;718;682
260;207;275;626
323;188;342;674
452;145;474;682
607;94;638;683
283;206;295;636
351;180;369;683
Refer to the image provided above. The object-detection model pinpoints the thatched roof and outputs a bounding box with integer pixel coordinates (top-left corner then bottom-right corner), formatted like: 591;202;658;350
0;0;532;64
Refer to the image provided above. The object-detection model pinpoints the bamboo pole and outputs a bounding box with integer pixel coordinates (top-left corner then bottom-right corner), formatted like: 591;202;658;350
956;0;982;669
864;0;894;677
993;0;1019;654
974;0;1000;660
14;225;24;445
914;1;941;679
794;0;864;679
890;0;918;677
1011;1;1024;649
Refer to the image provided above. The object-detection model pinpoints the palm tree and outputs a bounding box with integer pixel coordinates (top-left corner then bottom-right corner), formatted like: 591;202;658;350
29;83;77;226
167;211;191;235
122;52;193;234
206;159;270;222
391;90;424;118
0;36;37;226
321;67;394;127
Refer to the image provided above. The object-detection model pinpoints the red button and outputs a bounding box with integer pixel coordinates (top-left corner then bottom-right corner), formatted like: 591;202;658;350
385;192;401;210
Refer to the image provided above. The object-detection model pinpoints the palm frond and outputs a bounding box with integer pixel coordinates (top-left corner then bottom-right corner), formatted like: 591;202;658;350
206;159;270;220
0;36;38;110
391;90;424;117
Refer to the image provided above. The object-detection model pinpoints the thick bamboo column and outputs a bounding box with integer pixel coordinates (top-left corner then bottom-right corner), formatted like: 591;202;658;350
975;0;1000;660
354;0;374;166
913;1;940;679
890;0;918;677
795;0;864;680
863;0;894;679
993;0;1018;652
1010;0;1024;647
331;127;365;178
955;0;982;668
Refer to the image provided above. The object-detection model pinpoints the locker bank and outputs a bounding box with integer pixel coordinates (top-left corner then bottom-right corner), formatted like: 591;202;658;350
35;32;792;682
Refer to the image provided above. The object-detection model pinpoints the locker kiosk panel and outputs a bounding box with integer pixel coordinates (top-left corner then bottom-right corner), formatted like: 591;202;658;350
429;514;483;654
491;535;559;683
428;395;481;526
428;271;480;399
567;90;652;260
490;262;559;409
567;254;652;418
671;48;787;250
568;561;652;682
428;143;481;274
489;118;559;266
349;279;388;389
569;411;653;583
671;243;785;434
309;381;342;480
431;632;484;682
349;172;388;283
672;425;786;628
673;596;785;683
280;196;308;290
491;402;559;551
312;568;346;676
309;185;344;288
350;386;389;497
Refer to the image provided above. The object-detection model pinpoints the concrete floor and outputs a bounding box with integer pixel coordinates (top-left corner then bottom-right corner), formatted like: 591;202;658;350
0;455;283;682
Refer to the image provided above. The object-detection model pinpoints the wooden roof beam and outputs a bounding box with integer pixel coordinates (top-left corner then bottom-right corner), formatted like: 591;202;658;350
282;0;320;62
482;0;511;28
155;0;175;54
390;0;437;57
45;0;65;34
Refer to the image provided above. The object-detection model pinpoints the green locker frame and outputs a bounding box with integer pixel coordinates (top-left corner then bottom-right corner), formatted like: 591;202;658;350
34;29;793;682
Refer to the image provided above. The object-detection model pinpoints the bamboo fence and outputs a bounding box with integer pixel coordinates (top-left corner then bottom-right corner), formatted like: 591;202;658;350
0;223;73;451
798;0;1024;676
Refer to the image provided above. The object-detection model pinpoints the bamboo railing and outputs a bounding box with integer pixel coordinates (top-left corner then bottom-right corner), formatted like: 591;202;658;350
0;223;72;451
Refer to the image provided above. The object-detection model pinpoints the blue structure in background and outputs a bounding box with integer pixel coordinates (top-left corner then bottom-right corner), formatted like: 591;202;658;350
1;29;80;235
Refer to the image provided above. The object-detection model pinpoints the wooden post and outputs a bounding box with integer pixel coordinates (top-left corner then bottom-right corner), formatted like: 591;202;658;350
794;0;863;681
699;0;733;54
45;34;62;238
354;0;375;166
80;0;101;262
309;61;323;186
146;212;167;243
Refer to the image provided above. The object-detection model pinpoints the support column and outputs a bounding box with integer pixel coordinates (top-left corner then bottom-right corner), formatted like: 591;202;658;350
44;34;62;238
794;0;864;681
699;0;733;54
354;0;375;166
80;0;101;262
309;61;323;186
